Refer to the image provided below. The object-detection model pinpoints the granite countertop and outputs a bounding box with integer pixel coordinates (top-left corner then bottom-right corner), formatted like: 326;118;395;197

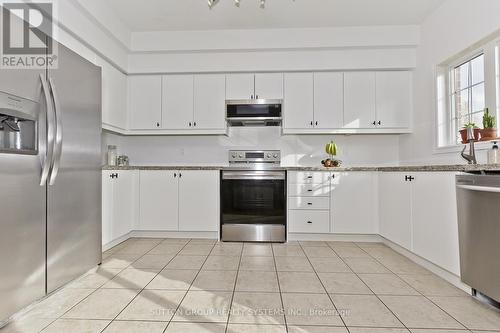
102;164;500;172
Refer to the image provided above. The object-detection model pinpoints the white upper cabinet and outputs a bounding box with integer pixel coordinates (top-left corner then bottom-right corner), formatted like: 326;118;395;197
226;74;255;100
255;73;283;99
100;61;128;130
283;73;314;129
376;71;412;128
139;171;179;231
313;72;344;129
343;72;377;129
128;75;162;130
162;75;194;130
331;172;375;234
178;171;219;232
194;74;226;130
378;172;412;250
226;73;283;100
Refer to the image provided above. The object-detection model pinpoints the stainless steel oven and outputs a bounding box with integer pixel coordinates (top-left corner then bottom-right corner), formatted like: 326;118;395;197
221;150;286;242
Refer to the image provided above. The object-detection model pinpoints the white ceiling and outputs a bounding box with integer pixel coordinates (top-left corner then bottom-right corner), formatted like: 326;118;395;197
103;0;445;32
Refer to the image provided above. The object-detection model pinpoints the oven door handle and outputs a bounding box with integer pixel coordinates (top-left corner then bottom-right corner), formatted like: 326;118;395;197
222;171;286;180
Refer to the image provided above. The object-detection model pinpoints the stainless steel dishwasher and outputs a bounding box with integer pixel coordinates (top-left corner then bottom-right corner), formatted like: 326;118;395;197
456;173;500;305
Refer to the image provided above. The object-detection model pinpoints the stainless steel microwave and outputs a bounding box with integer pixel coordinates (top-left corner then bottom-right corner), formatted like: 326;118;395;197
226;99;282;127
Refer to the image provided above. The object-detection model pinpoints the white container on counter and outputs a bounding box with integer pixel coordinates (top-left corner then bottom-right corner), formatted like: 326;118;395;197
488;142;500;164
107;145;117;166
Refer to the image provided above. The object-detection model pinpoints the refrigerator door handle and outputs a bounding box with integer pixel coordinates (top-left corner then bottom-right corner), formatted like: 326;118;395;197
48;77;63;186
40;74;55;186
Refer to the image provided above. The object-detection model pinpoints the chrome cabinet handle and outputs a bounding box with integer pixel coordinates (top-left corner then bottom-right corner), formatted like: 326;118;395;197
39;74;55;186
48;77;63;186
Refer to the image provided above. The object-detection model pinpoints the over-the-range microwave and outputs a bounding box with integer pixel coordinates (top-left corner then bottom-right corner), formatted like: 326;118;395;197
226;99;282;127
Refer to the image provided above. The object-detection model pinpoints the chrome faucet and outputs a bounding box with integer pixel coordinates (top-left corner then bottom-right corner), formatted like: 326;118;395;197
461;127;477;165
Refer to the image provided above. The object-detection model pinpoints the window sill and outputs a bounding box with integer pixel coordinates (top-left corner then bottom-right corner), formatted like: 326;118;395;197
434;140;496;154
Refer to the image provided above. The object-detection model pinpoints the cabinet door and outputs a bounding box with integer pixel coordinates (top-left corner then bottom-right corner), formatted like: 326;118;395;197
412;173;460;275
178;171;219;232
113;171;137;240
288;210;330;233
226;74;255;100
128;75;162;130
314;72;344;129
139;171;179;231
283;73;314;129
100;61;128;129
102;171;114;246
255;73;283;99
331;172;375;234
194;74;226;130
343;72;376;129
288;171;331;185
376;71;411;128
378;172;412;249
162;75;194;129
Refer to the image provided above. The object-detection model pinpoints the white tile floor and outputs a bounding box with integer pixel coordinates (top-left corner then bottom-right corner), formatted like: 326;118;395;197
2;238;500;333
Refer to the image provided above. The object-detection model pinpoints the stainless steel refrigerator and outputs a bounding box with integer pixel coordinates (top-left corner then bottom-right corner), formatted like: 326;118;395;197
0;34;102;322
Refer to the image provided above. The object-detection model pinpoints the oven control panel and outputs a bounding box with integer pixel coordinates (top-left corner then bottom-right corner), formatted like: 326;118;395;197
228;150;281;164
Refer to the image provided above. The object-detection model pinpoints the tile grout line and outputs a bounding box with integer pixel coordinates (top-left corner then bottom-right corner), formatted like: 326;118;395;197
36;238;149;332
224;242;244;333
270;244;289;333
297;241;351;333
162;239;219;333
96;238;192;333
351;242;471;332
328;242;410;331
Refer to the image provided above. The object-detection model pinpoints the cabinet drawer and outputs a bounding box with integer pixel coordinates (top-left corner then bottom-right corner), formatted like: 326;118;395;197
288;183;330;197
288;196;329;210
289;171;331;184
288;210;330;233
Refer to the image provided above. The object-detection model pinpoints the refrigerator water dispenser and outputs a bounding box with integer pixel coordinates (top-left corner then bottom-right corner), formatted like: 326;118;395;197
0;91;38;154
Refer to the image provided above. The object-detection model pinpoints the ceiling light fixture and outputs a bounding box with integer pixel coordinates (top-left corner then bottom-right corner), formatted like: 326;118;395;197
208;0;219;9
208;0;268;9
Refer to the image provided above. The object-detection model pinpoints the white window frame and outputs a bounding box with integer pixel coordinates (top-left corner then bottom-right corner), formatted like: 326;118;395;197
435;40;499;151
449;52;485;144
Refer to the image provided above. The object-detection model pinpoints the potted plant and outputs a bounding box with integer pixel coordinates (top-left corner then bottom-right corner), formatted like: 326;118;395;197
480;108;497;141
459;122;480;144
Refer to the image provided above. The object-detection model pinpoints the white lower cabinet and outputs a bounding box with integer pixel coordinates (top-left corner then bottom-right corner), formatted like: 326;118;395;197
411;172;460;275
178;171;219;232
288;210;330;233
102;170;138;246
331;172;376;234
288;171;331;234
139;171;179;231
139;170;219;232
379;172;412;249
378;172;460;275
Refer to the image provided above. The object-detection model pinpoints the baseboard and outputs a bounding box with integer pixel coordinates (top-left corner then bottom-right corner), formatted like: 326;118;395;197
380;237;471;294
130;230;218;239
103;232;133;251
102;230;470;294
288;233;382;242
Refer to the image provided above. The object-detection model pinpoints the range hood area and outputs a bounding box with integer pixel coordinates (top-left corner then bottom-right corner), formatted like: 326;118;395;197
226;99;282;127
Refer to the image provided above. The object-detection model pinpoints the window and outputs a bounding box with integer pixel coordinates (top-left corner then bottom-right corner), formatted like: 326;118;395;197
450;53;485;144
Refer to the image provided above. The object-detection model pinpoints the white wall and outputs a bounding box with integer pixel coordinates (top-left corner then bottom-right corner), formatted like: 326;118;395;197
128;25;418;73
399;0;500;165
103;129;400;167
